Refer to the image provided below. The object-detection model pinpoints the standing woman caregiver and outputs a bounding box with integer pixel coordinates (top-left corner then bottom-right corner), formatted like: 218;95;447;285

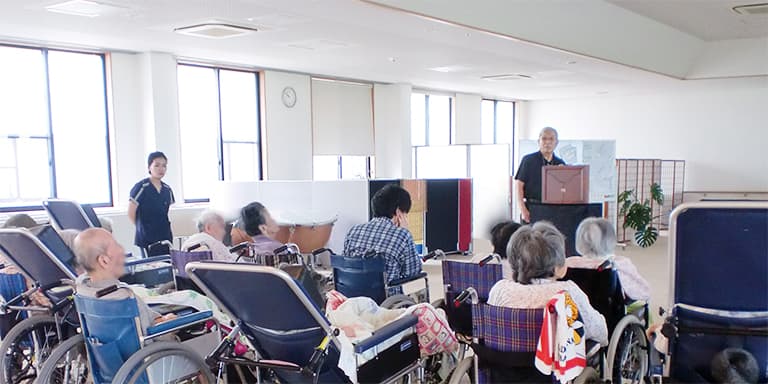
128;152;175;257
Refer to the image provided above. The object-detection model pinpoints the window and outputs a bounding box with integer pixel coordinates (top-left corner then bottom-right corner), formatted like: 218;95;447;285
177;64;261;201
480;99;515;144
313;156;374;181
0;45;111;210
411;93;453;146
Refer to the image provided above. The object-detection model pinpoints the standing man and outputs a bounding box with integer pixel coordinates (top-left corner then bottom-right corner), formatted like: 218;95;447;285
128;152;175;256
515;127;565;223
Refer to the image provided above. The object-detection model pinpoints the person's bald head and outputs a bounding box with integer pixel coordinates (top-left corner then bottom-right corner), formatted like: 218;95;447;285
74;228;125;277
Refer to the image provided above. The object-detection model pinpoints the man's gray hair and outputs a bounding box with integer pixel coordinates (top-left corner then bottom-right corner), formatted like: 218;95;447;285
73;229;109;273
538;127;558;140
196;210;224;233
508;221;565;284
575;217;616;258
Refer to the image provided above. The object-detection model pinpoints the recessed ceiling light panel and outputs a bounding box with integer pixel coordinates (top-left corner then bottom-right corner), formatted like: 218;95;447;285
174;23;258;39
45;0;125;17
733;3;768;15
481;74;533;81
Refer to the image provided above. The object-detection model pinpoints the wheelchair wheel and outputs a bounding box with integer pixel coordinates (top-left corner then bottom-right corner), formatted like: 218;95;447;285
0;315;61;384
112;341;215;384
35;334;88;384
607;315;649;384
381;295;416;309
447;357;473;384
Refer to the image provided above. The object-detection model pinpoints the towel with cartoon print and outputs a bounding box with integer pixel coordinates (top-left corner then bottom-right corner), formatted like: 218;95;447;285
535;290;586;383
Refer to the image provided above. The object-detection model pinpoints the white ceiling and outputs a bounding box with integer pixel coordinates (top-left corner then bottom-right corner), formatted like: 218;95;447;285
606;0;768;41
0;0;763;100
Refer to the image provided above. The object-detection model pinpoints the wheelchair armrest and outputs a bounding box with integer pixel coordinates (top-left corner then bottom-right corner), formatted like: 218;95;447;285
146;310;213;337
388;272;428;287
125;255;172;269
354;314;418;354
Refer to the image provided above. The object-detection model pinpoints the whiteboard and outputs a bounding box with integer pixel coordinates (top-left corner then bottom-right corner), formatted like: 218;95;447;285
518;140;616;203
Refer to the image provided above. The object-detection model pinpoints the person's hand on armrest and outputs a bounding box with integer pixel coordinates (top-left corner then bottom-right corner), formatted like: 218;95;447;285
154;313;178;325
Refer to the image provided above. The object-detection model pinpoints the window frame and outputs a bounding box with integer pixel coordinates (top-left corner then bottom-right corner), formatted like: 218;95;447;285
412;92;454;147
0;43;113;212
312;155;375;180
176;62;263;203
481;98;516;145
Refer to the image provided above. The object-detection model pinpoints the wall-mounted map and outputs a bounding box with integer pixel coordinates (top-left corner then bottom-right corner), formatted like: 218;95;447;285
519;140;616;203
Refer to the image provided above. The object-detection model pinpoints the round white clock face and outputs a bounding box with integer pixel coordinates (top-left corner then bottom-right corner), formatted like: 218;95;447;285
282;86;297;108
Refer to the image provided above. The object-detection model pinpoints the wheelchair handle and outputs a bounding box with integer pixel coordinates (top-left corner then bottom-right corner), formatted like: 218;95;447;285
95;284;120;298
421;249;445;262
186;242;202;251
453;287;478;307
311;248;332;256
229;242;249;254
478;254;501;267
597;259;613;271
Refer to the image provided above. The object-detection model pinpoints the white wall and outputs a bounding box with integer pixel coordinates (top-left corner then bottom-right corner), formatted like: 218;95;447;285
454;93;482;145
373;83;413;178
522;85;768;191
263;70;313;180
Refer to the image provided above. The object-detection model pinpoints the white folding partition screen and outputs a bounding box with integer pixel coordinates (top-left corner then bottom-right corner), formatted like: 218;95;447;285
210;180;370;252
311;79;374;156
470;144;511;239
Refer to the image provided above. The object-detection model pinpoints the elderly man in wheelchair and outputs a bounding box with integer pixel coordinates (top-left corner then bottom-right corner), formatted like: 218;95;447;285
35;228;220;384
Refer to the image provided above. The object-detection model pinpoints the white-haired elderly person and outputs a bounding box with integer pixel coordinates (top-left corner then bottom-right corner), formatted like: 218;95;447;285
181;210;236;262
74;228;234;329
73;228;177;333
488;221;608;346
566;218;650;302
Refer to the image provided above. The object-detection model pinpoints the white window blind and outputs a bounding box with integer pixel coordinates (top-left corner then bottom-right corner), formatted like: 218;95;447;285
311;79;374;156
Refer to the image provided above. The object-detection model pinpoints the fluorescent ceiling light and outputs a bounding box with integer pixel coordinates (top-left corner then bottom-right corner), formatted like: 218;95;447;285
174;23;258;39
481;74;533;81
45;0;124;17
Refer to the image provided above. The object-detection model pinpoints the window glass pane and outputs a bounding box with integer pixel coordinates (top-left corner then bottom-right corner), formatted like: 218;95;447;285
428;95;451;146
341;156;367;179
47;51;111;204
0;46;48;137
223;142;259;181
17;138;52;202
481;100;495;144
415;145;468;179
410;93;426;146
313;156;339;180
177;65;220;200
495;101;514;144
219;70;258;143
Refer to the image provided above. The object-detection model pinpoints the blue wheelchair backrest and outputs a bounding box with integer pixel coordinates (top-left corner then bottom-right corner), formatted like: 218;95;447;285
74;294;142;384
670;202;768;311
0;228;76;286
43;199;94;231
331;253;388;304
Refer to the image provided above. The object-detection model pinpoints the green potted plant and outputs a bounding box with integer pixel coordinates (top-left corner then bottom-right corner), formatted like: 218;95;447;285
618;183;664;248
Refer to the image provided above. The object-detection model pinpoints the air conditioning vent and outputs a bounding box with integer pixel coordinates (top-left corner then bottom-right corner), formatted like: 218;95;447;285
481;74;533;81
733;3;768;15
174;23;257;39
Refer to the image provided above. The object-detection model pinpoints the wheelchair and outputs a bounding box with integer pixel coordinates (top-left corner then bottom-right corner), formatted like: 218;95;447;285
34;285;219;384
330;251;430;310
0;226;179;384
651;201;768;383
560;265;650;384
186;261;424;384
448;288;601;384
